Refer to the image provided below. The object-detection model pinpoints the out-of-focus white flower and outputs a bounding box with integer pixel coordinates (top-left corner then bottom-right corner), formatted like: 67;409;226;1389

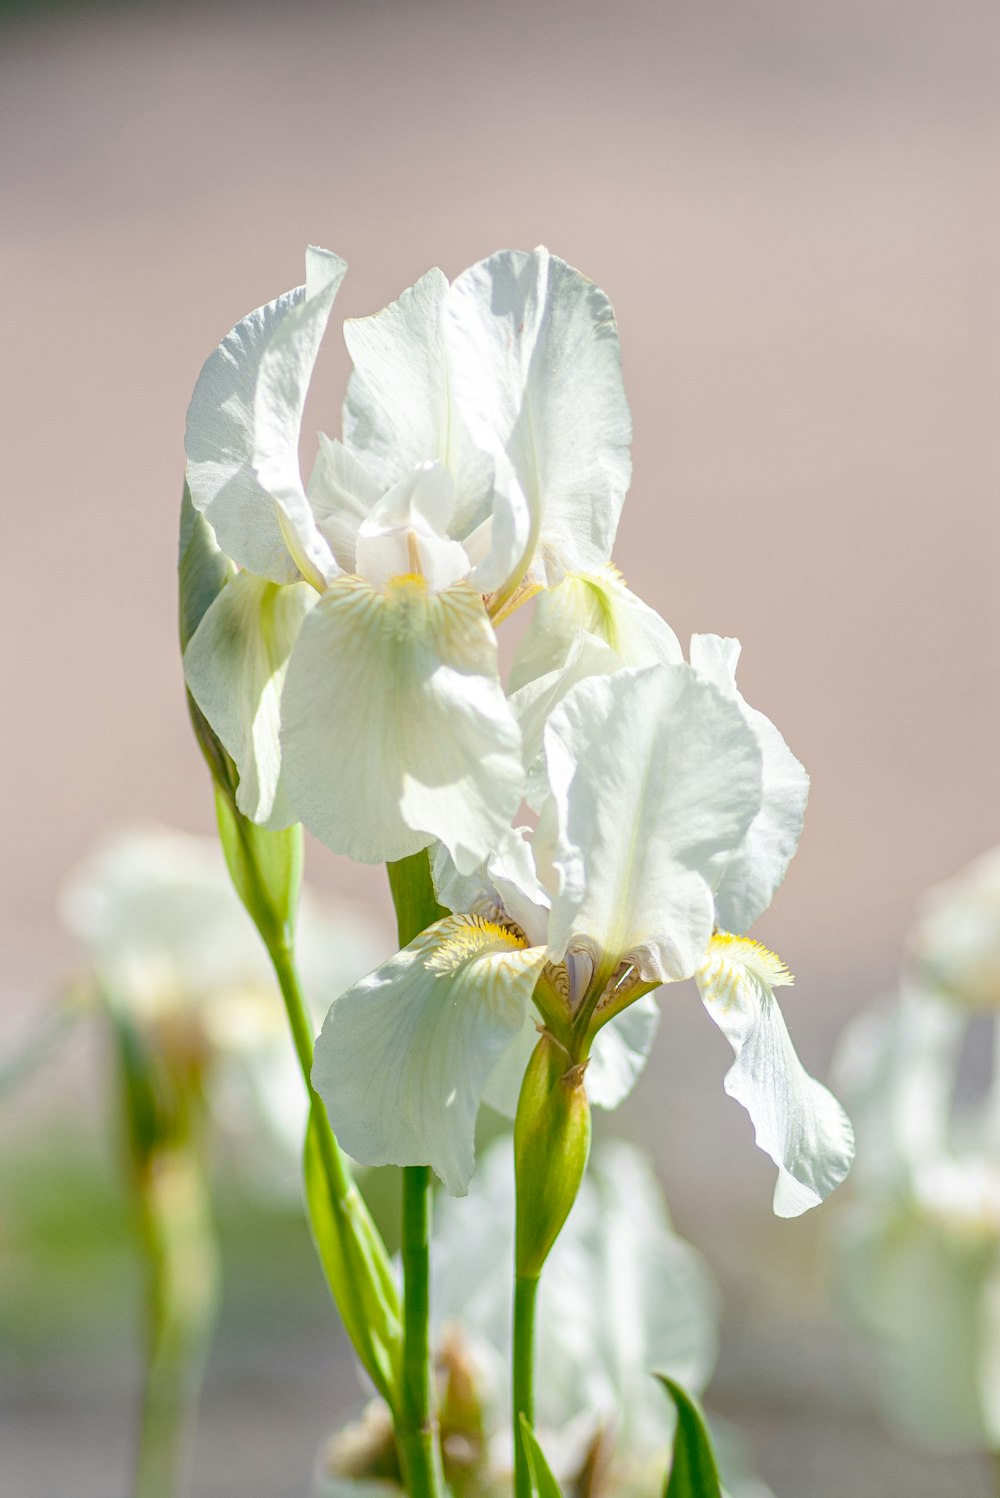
314;1137;772;1498
61;822;387;1171
834;846;1000;1450
183;246;631;874
910;846;1000;1011
314;663;852;1213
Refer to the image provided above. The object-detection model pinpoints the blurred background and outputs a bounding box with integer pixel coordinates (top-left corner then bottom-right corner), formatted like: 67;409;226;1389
2;0;998;1493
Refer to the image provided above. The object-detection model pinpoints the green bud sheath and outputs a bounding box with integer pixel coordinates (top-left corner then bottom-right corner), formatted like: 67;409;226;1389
514;1031;592;1280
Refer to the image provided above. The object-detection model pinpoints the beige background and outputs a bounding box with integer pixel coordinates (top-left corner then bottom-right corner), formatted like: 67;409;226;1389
2;1;999;1493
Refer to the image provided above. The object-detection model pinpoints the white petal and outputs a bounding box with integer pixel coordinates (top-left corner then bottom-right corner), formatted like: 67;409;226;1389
695;934;854;1217
509;632;621;811
183;570;315;826
539;665;764;983
446;248;632;592
690;634;809;932
343;267;493;542
280;576;524;871
307;434;382;573
312;915;547;1194
511;567;682;692
185;283;304;583
587;992;661;1109
252;246;346;589
354;462;470;593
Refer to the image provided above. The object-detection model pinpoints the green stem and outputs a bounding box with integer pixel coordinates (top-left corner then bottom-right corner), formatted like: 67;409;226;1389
268;939;353;1202
512;1274;539;1498
131;1151;218;1498
397;1166;446;1498
387;852;447;1498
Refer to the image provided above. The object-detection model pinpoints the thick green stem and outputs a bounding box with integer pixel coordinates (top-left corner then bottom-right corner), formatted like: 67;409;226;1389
397;1166;446;1498
387;852;447;1498
512;1274;539;1498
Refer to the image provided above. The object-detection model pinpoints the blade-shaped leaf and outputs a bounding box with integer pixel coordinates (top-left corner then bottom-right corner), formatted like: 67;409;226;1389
519;1413;564;1498
303;1109;402;1406
655;1373;723;1498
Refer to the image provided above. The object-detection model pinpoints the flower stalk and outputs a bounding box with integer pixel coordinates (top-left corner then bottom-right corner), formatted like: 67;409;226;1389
388;852;448;1498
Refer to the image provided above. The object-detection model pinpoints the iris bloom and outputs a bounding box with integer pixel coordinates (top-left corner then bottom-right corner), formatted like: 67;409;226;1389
183;246;631;872
315;1138;771;1498
313;655;854;1215
835;847;1000;1449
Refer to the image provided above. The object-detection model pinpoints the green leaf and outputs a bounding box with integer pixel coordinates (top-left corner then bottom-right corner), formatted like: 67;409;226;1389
655;1374;724;1498
214;786;302;950
519;1413;564;1498
303;1109;402;1406
386;849;447;947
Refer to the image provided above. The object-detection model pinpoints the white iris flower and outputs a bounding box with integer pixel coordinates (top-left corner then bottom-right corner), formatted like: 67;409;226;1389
183;246;631;873
313;660;853;1214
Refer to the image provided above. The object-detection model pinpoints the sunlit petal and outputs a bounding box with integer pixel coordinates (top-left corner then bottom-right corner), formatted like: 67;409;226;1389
446;248;631;592
280;576;523;871
690;634;809;932
312;915;547;1193
253;246;346;589
343;267;493;542
696;933;854;1217
539;665;763;983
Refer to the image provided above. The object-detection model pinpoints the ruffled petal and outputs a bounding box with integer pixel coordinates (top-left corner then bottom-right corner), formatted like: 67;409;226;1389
312;915;547;1193
280;576;524;871
185;247;344;584
186;292;302;583
253;246;347;589
690;634;809;933
445;248;632;593
539;665;763;983
511;567;682;692
343;267;493;542
695;933;855;1217
183;570;316;826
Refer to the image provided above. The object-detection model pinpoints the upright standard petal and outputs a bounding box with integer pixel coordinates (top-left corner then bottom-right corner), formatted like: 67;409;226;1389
253;246;347;589
280;576;524;871
185;248;344;584
343;267;493;541
445;248;632;591
312;915;547;1194
695;933;855;1217
540;666;764;983
183;570;315;826
690;635;809;934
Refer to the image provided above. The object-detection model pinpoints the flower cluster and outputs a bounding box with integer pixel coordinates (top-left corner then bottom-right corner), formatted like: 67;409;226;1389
184;244;853;1217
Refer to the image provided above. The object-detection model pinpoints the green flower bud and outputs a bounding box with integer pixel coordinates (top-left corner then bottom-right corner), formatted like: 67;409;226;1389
514;1030;591;1279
